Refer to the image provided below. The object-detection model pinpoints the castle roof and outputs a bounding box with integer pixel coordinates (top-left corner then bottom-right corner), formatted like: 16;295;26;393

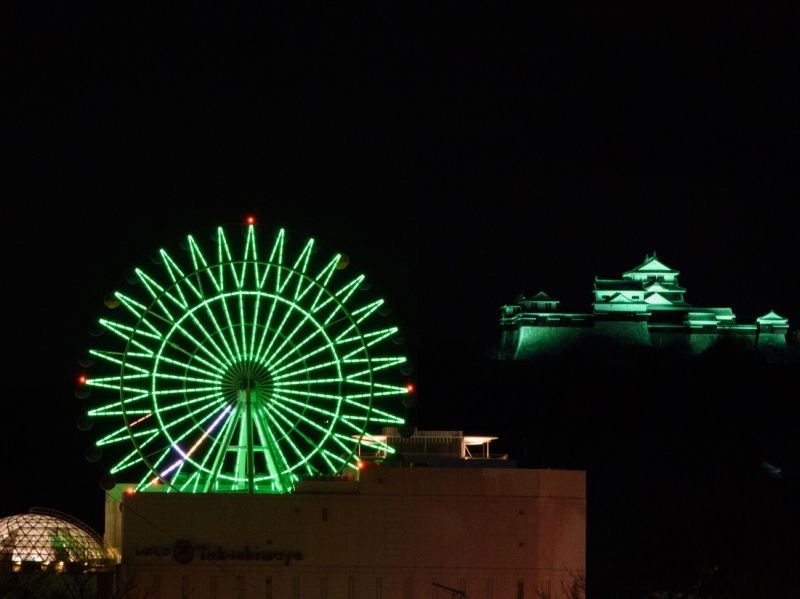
594;279;645;291
644;280;686;293
594;292;643;304
757;310;788;324
623;252;679;277
530;291;556;301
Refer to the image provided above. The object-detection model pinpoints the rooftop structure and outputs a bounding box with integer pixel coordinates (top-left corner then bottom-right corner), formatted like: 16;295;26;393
0;508;114;572
499;253;789;359
356;427;508;467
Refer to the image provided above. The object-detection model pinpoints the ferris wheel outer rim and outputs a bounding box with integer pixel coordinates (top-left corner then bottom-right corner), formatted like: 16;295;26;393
114;254;379;492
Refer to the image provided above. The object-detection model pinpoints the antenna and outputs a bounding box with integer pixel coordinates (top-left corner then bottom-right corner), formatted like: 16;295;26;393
432;583;465;599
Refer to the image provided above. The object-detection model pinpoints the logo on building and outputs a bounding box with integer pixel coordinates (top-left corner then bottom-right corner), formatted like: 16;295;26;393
173;541;195;565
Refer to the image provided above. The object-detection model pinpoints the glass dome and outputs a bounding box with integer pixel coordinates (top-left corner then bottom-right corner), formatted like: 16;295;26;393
0;508;110;567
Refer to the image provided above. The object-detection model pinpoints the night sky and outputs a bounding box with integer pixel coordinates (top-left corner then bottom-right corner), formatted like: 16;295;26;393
6;5;800;597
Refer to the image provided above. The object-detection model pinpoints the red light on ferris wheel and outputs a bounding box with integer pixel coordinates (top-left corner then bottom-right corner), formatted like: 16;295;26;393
78;375;87;384
246;216;255;224
406;383;414;393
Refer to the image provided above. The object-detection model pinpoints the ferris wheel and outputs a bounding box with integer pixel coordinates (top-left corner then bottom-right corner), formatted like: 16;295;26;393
78;220;409;493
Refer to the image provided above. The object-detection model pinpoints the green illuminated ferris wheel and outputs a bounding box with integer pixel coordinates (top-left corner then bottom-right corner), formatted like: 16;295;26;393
80;220;408;493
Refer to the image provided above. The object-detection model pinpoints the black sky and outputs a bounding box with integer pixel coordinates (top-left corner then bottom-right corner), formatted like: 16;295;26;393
4;4;800;596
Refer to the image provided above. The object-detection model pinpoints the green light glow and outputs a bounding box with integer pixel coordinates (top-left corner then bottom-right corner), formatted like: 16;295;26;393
84;224;407;493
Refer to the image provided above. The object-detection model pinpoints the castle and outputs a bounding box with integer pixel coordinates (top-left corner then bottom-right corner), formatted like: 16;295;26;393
499;253;789;359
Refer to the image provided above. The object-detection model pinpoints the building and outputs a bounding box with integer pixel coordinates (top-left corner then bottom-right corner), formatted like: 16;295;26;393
0;509;115;597
101;430;585;599
499;253;789;359
64;222;587;598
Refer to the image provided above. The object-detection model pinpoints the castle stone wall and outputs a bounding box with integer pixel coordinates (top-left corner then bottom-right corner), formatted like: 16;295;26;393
757;333;787;349
514;326;594;359
593;320;651;347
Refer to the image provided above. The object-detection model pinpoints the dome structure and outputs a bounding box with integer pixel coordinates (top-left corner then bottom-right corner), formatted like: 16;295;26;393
0;508;112;569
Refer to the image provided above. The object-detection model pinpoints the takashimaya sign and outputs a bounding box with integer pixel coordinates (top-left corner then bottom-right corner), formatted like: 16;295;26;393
135;542;303;565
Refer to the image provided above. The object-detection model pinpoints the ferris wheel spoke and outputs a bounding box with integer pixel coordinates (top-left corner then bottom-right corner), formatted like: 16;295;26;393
255;228;284;290
214;292;243;362
265;404;327;460
153;372;220;386
114;293;165;338
152;386;222;399
241;225;258;287
304;272;360;328
276;239;314;300
155;252;190;311
109;430;162;474
344;356;406;379
339;328;398;360
203;402;243;492
261;313;331;372
158;403;234;483
97;425;156;447
89;392;149;417
322;448;355;468
346;379;407;394
347;389;407;399
237;293;249;363
271;388;343;402
343;403;405;424
271;358;341;382
190;294;241;365
255;306;296;366
100;319;160;346
251;294;282;365
139;402;232;490
164;302;233;368
179;471;201;492
135;269;182;320
260;407;319;475
89;350;150;373
319;450;339;473
153;352;224;380
336;326;397;346
269;393;342;422
154;396;229;439
273;377;344;388
211;227;238;291
332;299;384;342
252;410;292;492
350;299;385;320
272;230;286;290
87;381;148;395
160;249;203;302
267;332;338;378
303;257;339;314
246;293;263;363
90;407;151;418
148;391;225;415
178;309;236;371
265;316;342;376
185;235;219;296
89;372;148;386
266;399;354;459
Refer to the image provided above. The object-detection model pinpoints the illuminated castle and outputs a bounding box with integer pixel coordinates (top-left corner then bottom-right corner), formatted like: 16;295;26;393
499;253;789;359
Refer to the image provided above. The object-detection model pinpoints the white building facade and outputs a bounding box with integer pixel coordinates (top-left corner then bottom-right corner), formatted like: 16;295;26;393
106;467;586;599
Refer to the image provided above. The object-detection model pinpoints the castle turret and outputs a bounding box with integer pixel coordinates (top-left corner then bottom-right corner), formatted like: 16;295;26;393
756;311;789;349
